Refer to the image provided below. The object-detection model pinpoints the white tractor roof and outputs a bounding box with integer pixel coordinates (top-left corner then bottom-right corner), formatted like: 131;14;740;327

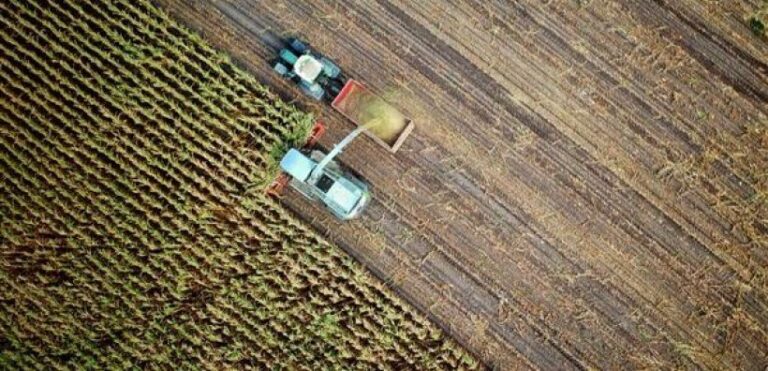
294;55;323;82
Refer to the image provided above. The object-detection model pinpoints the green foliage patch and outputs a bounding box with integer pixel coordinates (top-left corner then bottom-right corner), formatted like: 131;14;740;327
0;0;478;368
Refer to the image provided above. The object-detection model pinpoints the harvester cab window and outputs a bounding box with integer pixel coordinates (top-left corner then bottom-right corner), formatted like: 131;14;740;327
316;174;335;193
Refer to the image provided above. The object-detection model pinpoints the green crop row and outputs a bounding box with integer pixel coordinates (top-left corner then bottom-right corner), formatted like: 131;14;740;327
0;0;478;369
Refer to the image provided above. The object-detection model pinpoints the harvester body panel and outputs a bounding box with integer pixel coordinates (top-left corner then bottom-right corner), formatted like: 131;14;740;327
279;149;370;220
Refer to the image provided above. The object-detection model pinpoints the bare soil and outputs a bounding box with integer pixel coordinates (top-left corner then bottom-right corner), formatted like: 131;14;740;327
157;0;768;369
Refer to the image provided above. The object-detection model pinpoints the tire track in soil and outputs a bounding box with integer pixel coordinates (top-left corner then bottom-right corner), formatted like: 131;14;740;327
288;0;636;366
341;0;767;366
641;0;768;106
157;0;768;369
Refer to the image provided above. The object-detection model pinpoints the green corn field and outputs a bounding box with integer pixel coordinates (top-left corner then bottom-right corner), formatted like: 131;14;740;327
0;0;478;368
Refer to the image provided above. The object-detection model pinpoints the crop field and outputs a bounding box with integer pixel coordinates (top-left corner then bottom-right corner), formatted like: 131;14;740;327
0;0;479;369
158;0;768;369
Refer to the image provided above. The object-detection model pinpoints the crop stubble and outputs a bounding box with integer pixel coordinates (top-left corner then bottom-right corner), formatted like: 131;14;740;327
157;0;768;369
0;0;479;369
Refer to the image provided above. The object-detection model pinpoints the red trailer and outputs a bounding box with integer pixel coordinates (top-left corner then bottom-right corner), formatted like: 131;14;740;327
331;79;414;153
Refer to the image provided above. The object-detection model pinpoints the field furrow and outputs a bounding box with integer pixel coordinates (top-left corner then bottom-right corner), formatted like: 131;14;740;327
0;0;479;369
156;0;768;368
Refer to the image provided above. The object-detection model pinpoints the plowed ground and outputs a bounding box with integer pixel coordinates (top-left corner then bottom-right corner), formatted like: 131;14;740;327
157;0;768;369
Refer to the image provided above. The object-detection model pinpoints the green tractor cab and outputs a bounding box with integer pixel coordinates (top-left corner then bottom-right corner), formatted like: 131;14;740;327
272;38;346;101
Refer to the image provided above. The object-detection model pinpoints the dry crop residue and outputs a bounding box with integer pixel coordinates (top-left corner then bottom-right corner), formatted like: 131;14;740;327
155;0;768;369
0;0;479;369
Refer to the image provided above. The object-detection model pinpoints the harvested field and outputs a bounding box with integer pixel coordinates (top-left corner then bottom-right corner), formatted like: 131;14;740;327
158;0;768;369
0;0;478;369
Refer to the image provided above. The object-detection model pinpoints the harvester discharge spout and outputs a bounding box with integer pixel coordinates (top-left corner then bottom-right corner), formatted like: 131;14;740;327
308;123;374;184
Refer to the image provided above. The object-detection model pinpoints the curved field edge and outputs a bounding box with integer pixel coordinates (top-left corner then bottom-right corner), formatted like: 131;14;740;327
0;0;480;369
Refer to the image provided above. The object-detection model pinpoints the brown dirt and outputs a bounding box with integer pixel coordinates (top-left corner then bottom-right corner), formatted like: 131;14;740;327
156;0;768;369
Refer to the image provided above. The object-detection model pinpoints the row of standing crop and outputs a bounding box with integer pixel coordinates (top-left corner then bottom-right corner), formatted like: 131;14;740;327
0;0;478;368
